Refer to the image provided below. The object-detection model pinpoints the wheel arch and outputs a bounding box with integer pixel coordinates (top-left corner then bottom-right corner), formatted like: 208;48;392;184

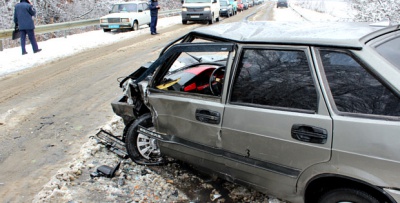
303;174;396;203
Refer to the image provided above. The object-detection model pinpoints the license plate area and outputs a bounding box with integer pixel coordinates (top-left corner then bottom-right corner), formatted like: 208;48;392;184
109;25;120;28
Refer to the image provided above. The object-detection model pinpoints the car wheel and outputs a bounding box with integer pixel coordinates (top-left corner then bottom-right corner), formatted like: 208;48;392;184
216;16;220;22
318;188;379;203
132;21;139;31
103;29;111;32
182;20;188;24
125;113;162;162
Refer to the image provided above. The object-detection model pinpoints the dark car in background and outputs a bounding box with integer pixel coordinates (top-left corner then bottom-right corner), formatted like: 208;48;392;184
277;0;288;8
220;0;234;17
111;21;400;203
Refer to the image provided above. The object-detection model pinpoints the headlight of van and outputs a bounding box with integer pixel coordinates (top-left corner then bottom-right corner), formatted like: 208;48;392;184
100;19;108;23
121;18;129;23
182;7;187;11
204;7;211;11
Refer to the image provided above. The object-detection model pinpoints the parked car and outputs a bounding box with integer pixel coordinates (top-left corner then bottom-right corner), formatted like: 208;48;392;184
181;0;221;25
229;0;238;15
248;0;254;7
242;0;249;9
111;21;400;203
237;1;244;11
219;0;234;17
277;0;288;8
100;1;151;32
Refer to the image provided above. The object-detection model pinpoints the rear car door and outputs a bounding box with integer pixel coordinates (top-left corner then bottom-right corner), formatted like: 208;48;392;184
221;46;333;193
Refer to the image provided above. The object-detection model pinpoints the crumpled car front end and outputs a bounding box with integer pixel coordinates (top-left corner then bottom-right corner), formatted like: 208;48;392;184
111;63;152;127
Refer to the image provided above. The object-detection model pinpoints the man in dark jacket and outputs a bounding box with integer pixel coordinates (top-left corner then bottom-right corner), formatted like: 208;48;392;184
14;0;41;55
149;0;160;35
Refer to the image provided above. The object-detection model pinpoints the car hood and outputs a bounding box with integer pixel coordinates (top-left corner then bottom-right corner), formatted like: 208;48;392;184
100;13;136;19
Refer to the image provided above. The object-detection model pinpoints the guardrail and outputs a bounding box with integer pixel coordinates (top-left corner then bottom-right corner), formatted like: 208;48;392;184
0;9;181;51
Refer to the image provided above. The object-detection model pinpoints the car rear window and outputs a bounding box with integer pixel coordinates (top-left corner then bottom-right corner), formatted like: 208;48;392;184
320;50;400;117
375;35;400;70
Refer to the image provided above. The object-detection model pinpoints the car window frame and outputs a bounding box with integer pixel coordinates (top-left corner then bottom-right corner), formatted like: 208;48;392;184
314;47;400;121
147;42;237;102
227;44;322;115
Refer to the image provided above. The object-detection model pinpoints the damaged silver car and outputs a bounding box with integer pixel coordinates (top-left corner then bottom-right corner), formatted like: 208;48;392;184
111;21;400;203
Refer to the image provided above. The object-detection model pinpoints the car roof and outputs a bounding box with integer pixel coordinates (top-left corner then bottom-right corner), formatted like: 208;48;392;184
190;21;400;49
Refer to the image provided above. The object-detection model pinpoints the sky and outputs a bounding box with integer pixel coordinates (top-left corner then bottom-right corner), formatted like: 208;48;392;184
0;2;352;78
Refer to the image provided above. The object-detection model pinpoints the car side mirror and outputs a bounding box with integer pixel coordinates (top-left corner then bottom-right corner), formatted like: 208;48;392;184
213;0;217;3
181;0;184;3
109;10;111;14
138;9;143;12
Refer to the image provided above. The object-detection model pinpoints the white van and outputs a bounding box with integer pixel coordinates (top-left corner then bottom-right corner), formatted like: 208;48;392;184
181;0;220;24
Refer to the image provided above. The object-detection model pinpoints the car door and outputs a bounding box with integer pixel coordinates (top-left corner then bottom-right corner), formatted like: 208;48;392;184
221;45;333;193
141;3;151;24
146;42;235;150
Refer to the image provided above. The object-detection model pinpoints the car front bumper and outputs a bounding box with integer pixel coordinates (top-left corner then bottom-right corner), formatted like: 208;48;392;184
100;23;131;29
181;11;212;21
219;10;230;16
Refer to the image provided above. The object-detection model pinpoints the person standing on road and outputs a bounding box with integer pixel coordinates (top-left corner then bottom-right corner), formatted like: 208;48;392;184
149;0;160;35
14;0;42;55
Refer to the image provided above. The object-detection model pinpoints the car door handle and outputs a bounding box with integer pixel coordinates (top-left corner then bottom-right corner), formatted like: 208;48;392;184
291;124;328;144
195;109;221;124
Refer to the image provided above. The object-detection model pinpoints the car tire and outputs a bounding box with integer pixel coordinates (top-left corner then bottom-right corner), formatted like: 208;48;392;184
125;113;161;162
182;20;188;24
209;14;214;24
318;188;379;203
103;29;111;32
132;21;138;31
216;16;220;22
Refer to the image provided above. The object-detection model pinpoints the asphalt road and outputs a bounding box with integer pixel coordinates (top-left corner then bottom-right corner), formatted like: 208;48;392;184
0;2;275;202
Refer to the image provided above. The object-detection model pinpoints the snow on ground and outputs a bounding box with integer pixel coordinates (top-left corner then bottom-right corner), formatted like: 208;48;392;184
0;16;182;77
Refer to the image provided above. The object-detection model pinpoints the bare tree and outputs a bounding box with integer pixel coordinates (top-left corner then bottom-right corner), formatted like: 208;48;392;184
351;0;400;23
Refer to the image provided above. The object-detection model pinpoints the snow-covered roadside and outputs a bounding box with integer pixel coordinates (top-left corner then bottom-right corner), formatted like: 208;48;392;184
0;16;182;78
33;116;284;203
33;116;190;203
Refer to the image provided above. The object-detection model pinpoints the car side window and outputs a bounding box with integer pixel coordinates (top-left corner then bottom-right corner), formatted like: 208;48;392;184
155;49;230;97
137;4;143;11
230;48;318;112
143;3;149;10
320;50;400;117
